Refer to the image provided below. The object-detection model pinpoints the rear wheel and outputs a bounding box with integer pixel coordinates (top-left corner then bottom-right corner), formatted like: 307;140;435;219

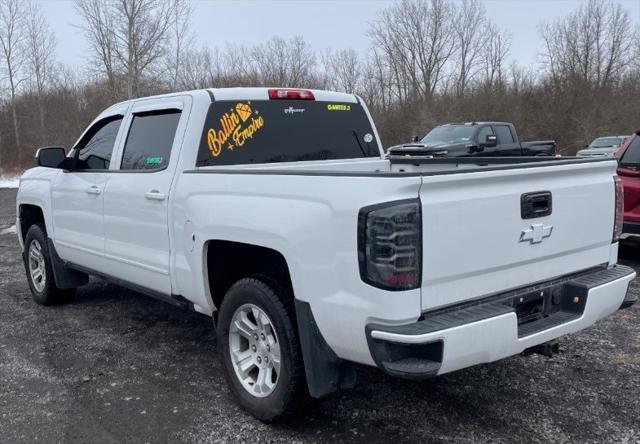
23;224;75;305
217;278;306;421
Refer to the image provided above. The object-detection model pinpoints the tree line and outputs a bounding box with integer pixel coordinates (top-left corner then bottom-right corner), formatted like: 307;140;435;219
0;0;639;174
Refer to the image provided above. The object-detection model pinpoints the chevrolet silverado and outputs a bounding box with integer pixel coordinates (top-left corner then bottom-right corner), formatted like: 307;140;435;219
16;88;636;421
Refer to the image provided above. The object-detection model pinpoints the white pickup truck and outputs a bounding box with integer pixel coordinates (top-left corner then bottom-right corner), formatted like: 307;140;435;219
16;88;637;421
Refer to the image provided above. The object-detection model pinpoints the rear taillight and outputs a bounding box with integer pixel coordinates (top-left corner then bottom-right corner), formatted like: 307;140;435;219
358;199;421;291
268;88;315;100
613;175;624;242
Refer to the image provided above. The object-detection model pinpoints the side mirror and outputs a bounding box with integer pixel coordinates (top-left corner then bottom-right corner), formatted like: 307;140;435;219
412;135;420;142
484;135;498;147
36;147;69;169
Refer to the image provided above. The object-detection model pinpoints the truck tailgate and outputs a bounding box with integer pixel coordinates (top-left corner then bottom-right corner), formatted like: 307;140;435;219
419;160;617;311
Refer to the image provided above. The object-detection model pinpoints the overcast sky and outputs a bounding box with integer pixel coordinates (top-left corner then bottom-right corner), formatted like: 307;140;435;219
38;0;640;70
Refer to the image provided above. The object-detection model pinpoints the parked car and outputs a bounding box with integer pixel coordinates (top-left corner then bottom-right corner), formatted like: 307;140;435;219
388;122;556;157
577;135;629;158
615;130;640;240
16;88;635;421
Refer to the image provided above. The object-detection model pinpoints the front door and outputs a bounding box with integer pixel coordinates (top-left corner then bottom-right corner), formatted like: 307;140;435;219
52;115;125;272
103;98;187;295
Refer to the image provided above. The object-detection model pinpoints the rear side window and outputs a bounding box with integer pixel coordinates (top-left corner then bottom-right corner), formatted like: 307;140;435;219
196;100;378;167
76;116;123;170
120;110;181;170
620;136;640;166
494;125;515;144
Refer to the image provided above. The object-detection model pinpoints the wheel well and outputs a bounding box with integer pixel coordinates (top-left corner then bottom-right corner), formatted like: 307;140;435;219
206;240;294;310
19;205;45;241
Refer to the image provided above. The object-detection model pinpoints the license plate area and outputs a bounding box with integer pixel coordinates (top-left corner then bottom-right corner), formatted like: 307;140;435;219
509;282;588;337
512;287;562;326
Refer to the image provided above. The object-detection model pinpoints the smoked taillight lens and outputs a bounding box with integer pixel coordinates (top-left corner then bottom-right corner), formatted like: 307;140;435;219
613;176;624;242
358;199;421;291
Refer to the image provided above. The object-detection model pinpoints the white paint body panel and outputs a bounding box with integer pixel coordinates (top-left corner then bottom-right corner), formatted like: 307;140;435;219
102;96;193;294
16;88;630;373
419;161;617;311
51;171;109;272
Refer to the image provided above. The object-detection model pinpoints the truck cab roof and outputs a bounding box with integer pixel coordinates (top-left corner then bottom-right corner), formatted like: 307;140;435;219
103;87;359;114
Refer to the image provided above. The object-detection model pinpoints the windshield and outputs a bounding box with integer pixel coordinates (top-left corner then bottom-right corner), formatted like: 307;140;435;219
421;126;474;144
589;137;622;149
619;136;640;166
196;100;378;167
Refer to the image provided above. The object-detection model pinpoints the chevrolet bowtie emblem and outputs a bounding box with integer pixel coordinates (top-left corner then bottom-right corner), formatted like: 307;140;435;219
520;223;553;244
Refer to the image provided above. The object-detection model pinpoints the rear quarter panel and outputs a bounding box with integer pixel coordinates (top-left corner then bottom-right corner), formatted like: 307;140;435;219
171;171;423;365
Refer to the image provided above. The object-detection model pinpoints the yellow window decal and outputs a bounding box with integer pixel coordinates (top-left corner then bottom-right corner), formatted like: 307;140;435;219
327;104;351;111
207;102;265;158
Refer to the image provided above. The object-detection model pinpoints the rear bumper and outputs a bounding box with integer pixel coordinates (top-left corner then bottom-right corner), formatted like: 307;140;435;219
621;221;640;239
366;265;635;379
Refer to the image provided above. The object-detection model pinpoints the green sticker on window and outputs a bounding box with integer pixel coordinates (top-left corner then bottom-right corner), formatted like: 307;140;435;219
146;156;163;165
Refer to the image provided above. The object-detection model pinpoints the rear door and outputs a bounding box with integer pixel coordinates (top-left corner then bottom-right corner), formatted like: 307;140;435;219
102;97;190;294
419;160;617;311
492;124;523;156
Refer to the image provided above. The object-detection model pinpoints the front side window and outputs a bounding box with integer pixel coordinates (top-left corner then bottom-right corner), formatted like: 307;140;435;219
120;110;181;170
75;116;123;170
494;125;515;144
196;100;378;167
619;136;640;166
477;126;494;143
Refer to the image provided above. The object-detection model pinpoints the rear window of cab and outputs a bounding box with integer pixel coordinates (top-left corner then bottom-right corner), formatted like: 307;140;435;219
196;100;379;167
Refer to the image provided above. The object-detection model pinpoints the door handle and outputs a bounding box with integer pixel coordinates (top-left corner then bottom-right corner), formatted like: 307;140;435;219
86;186;101;195
145;190;166;201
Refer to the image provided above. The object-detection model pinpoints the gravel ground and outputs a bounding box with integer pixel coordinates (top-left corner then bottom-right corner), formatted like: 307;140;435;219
1;187;639;443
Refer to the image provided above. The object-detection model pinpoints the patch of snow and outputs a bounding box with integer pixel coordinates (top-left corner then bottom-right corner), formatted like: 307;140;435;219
0;225;16;235
0;175;19;188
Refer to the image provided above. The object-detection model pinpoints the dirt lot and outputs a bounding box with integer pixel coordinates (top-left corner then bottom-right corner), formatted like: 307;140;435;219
1;187;639;443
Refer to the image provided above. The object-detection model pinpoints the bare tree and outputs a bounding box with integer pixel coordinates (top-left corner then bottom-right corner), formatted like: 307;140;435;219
224;44;259;86
251;36;317;87
113;0;176;97
368;0;456;103
166;0;192;90
25;1;57;144
177;46;233;90
321;48;362;94
75;0;118;95
482;23;511;89
0;0;26;164
452;0;486;96
541;0;634;88
76;0;175;98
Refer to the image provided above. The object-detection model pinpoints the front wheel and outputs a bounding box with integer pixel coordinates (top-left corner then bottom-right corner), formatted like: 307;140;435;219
23;224;74;305
217;278;306;421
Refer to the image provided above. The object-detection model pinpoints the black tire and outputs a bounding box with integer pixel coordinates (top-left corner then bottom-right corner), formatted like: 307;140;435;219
217;277;306;422
23;224;75;305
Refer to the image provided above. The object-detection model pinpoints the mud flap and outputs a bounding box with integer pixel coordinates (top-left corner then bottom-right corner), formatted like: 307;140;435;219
294;300;357;398
46;238;89;289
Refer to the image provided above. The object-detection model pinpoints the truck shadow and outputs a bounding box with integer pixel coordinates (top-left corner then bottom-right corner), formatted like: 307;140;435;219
619;239;640;263
51;278;636;443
